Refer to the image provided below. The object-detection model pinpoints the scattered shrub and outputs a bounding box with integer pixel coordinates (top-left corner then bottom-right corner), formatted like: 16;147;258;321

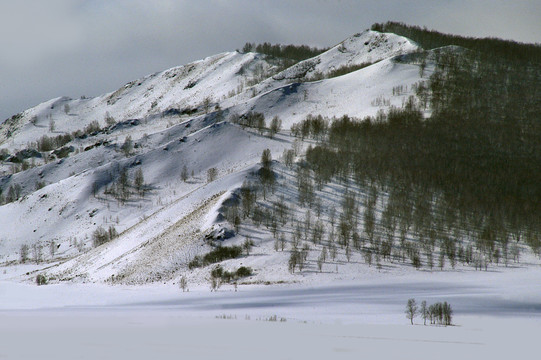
188;245;244;269
235;266;253;277
36;274;48;286
92;225;118;247
210;265;253;284
84;120;101;135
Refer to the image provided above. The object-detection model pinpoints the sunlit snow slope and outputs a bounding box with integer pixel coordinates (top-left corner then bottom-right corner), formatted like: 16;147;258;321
0;30;450;285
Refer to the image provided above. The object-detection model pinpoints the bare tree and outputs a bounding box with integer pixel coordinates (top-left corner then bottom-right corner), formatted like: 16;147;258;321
256;114;266;135
121;135;133;156
179;276;188;292
269;116;282;138
49;118;55;132
134;168;145;197
288;249;301;273
20;244;29;263
405;298;418;325
181;165;189;182
202;97;212;114
259;149;274;198
118;167;131;202
243;238;254;256
420;300;428;325
210;276;220;292
105;112;116;126
261;149;272;169
282;149;295;168
49;240;57;257
32;243;43;264
279;233;286;251
207;167;218;182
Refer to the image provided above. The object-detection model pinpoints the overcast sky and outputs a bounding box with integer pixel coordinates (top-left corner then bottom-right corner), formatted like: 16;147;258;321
1;0;539;121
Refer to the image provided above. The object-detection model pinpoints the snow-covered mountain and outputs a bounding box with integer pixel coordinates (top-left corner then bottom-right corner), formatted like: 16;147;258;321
1;28;535;288
244;30;419;98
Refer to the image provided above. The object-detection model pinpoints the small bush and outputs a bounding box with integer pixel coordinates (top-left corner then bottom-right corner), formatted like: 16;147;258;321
37;135;54;152
235;266;253;277
210;265;253;284
84;120;101;135
36;274;47;286
179;276;188;292
188;256;202;269
207;167;218;182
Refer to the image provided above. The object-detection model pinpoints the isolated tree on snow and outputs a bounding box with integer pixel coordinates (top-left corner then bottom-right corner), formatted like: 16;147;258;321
105;112;116;126
134;168;145;196
202;97;212;114
20;244;29;263
207;167;218;182
405;298;418;325
118;167;130;202
32;243;43;263
288;249;302;273
243;238;254;256
181;165;189;182
121;135;133;156
256;114;266;135
420;300;428;325
269;116;282;138
282;149;295;168
317;255;324;272
179;276;188;292
92;226;110;247
279;233;286;251
261;149;272;169
49;240;57;257
259;149;274;198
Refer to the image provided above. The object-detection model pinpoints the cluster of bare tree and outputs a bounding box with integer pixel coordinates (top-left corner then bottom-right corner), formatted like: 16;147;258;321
92;225;119;248
406;298;453;326
230;112;282;138
99;166;146;204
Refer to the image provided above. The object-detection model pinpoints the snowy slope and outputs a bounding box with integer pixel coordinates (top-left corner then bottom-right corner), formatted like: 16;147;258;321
0;119;286;264
1;28;536;293
233;56;431;128
0;51;273;150
235;30;420;101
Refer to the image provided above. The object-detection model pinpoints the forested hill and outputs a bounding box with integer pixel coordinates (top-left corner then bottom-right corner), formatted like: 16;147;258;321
304;23;541;260
371;21;541;63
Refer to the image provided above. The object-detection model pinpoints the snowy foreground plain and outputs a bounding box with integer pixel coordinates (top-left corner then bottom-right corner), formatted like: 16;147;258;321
1;267;540;360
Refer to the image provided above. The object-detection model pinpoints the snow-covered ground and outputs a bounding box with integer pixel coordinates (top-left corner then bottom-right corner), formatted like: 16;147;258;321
1;267;540;359
1;311;537;360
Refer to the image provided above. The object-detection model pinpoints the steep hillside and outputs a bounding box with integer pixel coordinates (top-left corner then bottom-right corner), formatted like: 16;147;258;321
233;55;430;128
1;26;539;290
0;51;273;149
